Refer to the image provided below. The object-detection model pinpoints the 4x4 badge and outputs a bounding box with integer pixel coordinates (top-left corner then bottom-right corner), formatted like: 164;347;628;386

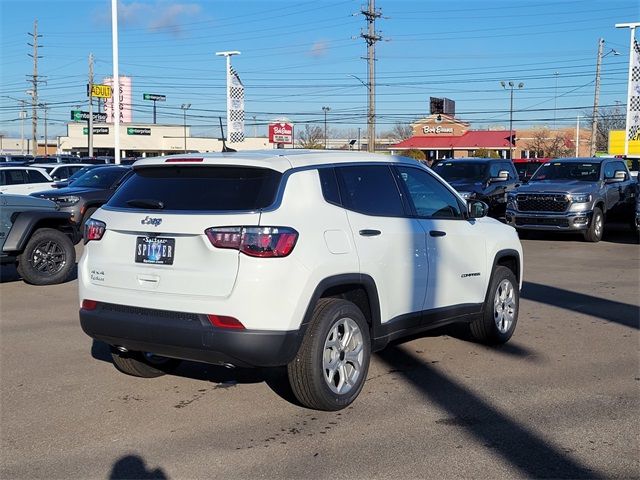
141;216;162;227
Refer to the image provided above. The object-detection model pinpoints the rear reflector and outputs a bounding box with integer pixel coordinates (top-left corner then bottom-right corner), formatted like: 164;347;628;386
82;299;98;311
205;226;298;258
207;314;245;330
165;158;204;163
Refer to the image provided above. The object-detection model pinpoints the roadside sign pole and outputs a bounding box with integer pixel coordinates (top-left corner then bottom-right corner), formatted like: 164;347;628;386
88;53;94;157
153;99;156;124
112;0;121;164
615;22;640;158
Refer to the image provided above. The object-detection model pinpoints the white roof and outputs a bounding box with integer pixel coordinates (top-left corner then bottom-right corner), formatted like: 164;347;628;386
133;150;419;173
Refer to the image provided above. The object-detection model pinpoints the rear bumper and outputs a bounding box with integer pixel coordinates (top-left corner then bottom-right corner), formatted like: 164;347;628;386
79;302;303;368
505;209;592;231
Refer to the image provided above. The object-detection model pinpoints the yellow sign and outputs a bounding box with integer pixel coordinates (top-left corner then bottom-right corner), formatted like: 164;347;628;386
89;84;112;99
608;130;640;156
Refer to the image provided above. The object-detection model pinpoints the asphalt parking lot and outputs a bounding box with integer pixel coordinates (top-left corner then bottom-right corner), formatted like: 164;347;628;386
1;228;638;479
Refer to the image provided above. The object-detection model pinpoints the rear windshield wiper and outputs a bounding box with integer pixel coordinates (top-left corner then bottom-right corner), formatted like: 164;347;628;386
126;198;164;209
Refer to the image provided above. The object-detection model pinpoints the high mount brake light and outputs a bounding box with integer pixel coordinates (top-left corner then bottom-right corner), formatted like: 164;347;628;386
205;226;298;258
84;219;106;243
165;158;204;163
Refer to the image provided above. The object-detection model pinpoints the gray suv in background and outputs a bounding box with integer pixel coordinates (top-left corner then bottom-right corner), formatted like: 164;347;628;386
506;157;635;242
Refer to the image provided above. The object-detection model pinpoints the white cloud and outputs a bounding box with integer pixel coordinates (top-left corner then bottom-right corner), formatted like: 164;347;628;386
309;41;328;58
97;1;202;36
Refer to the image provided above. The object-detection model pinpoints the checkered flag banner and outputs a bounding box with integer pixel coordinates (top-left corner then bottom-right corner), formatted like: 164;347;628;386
227;65;245;143
627;38;640;142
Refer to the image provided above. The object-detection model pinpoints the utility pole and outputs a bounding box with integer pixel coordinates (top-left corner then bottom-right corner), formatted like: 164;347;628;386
361;0;382;153
88;53;94;157
576;115;581;157
590;38;605;157
322;106;330;149
27;19;42;155
19;100;26;154
41;103;48;155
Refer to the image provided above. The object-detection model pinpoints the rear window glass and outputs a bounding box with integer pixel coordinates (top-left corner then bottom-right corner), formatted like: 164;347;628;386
108;166;282;211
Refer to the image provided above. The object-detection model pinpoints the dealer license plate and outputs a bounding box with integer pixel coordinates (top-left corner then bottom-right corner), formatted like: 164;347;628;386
135;237;175;265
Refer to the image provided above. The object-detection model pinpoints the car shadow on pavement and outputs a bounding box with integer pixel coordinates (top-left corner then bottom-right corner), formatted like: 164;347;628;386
522;282;639;330
90;340;302;406
377;345;603;479
0;263;20;283
393;325;542;362
0;262;78;284
521;224;638;245
109;455;168;480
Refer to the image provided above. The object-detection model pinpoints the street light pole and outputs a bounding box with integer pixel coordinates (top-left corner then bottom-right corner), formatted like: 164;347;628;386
590;39;620;156
181;103;191;153
501;81;524;160
322;106;330;149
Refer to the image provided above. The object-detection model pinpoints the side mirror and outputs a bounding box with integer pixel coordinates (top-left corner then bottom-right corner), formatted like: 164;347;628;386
468;200;489;219
490;170;509;183
605;170;626;183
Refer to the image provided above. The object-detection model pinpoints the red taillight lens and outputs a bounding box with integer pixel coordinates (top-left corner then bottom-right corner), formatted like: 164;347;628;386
205;227;298;258
82;299;98;310
207;314;245;330
84;219;106;244
205;227;242;249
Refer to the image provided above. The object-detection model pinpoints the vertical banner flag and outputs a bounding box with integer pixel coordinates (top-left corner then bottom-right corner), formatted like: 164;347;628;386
627;37;640;144
228;65;245;143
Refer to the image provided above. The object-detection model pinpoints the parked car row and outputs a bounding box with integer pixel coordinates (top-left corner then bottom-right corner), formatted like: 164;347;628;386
432;157;637;242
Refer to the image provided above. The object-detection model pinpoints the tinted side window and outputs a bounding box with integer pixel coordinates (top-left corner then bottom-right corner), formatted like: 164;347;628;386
5;170;28;185
26;170;49;183
603;162;615;179
318;168;341;206
335;165;405;217
396;166;463;219
488;163;501;178
612;160;628;175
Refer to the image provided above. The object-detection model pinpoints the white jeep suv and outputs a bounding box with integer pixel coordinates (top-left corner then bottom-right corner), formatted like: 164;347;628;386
79;151;523;411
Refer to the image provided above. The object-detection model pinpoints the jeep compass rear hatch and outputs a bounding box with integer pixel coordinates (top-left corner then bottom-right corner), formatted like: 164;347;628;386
86;165;282;297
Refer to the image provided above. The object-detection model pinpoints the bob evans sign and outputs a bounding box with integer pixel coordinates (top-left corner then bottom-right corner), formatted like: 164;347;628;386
422;125;454;134
269;123;293;144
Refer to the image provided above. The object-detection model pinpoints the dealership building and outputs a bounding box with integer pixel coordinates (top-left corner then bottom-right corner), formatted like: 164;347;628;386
57;122;270;157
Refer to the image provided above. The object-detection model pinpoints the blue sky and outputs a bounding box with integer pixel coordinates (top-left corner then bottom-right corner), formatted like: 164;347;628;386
1;0;638;140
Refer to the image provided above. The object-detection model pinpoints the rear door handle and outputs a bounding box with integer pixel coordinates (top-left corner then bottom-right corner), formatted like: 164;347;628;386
429;230;446;237
359;229;381;237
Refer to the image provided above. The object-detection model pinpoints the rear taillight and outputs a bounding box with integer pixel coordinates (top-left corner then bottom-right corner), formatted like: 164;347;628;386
84;219;106;244
205;226;298;258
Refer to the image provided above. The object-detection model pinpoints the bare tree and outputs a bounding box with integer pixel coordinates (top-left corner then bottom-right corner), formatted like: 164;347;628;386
583;106;626;152
297;125;324;149
526;127;571;158
384;122;413;142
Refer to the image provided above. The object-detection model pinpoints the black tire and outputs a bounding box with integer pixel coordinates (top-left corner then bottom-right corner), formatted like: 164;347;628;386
110;348;181;378
81;207;98;228
16;228;76;285
583;207;604;243
470;266;519;344
287;298;371;411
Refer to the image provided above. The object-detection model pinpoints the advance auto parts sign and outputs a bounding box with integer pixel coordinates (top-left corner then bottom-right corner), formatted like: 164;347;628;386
127;127;151;136
268;123;293;144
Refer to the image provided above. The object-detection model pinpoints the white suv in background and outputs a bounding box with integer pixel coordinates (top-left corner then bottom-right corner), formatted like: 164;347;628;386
0;166;53;195
79;151;523;411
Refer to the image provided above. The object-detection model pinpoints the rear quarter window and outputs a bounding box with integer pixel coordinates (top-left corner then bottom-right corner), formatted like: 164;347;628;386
108;166;283;211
